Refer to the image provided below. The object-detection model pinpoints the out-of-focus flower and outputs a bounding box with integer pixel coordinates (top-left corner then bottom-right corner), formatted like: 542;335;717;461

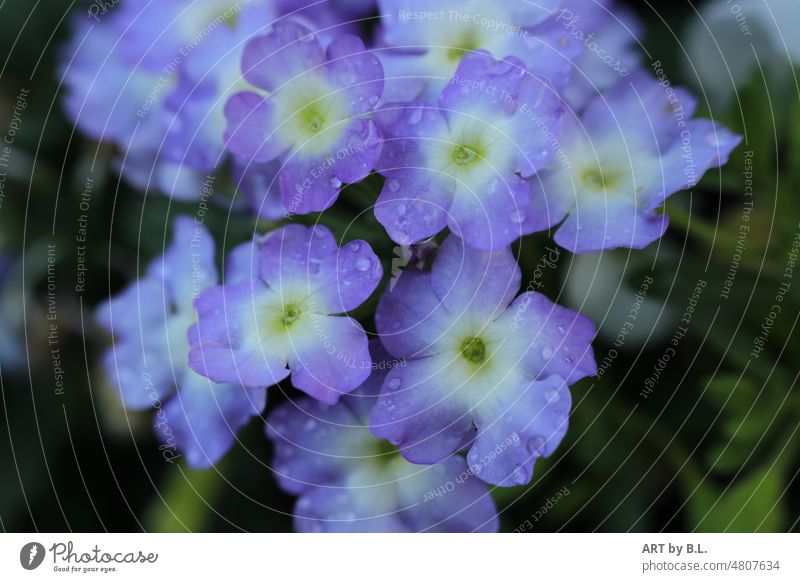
376;0;579;102
97;217;266;468
371;235;597;486
526;71;742;253
266;341;499;532
555;0;642;109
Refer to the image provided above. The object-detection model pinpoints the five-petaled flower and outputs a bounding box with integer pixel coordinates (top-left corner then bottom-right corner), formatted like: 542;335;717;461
188;224;383;404
371;235;597;486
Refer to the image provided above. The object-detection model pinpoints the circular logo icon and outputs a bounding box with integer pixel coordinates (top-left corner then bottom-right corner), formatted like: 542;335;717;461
20;542;46;570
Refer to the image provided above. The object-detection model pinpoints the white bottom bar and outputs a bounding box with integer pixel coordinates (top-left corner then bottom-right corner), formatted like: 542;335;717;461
1;533;796;580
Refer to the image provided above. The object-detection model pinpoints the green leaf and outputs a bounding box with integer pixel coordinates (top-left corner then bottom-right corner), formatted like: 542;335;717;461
689;468;784;532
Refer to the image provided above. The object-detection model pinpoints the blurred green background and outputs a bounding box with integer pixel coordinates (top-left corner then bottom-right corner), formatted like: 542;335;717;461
0;0;798;532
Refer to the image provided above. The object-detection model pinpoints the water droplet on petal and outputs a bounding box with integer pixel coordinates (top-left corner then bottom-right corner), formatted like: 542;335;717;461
509;209;525;224
387;377;401;391
350;242;361;251
542;346;553;359
527;436;545;455
491;59;514;75
329;177;342;188
387;179;400;192
408;105;424;125
337;62;357;85
512;464;528;485
355;258;371;271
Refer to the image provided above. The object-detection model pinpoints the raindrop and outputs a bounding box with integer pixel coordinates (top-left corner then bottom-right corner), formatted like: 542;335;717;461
337;62;356;85
387;377;401;391
491;59;513;75
509;209;525;224
527;436;545;455
512;465;528;485
387;179;400;192
329;177;342;188
350;242;361;251
408;105;424;124
355;258;371;271
542;346;553;359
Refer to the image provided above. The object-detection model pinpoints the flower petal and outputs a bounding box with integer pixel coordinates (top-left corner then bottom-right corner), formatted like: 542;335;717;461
369;357;474;464
431;235;521;320
468;375;571;486
224;92;286;163
315;239;383;314
289;315;372;404
376;271;454;360
158;372;267;469
493;292;598;385
241;21;326;92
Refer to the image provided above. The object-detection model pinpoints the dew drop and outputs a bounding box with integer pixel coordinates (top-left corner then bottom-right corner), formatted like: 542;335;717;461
491;59;514;75
408;105;424;125
512;465;528;485
350;242;361;252
527;436;545;455
542;346;553;359
387;377;401;391
329;177;342;188
337;62;356;85
355;257;371;271
387;179;400;192
509;209;525;224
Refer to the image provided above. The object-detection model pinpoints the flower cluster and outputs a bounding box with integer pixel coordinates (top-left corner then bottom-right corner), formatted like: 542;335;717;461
70;0;741;531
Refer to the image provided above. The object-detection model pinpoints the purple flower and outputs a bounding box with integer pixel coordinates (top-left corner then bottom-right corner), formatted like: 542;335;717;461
96;217;266;468
60;7;214;200
554;0;644;109
266;341;499;532
526;71;743;253
231;158;287;221
224;20;384;214
376;0;579;102
371;235;597;486
374;50;563;251
161;3;277;176
188;224;383;404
